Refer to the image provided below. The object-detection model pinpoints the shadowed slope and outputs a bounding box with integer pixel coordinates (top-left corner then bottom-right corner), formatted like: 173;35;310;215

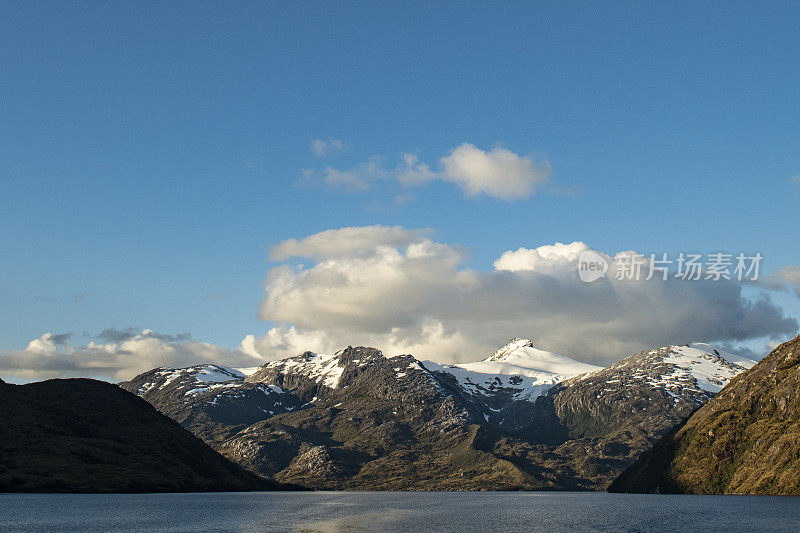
0;378;297;493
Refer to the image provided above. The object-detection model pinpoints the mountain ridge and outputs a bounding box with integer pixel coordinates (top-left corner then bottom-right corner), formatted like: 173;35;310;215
120;338;756;490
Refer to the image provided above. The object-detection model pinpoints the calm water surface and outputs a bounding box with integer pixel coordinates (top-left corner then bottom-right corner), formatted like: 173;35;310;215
1;491;798;532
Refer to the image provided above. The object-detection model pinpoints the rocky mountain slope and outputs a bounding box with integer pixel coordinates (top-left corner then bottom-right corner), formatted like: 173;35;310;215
609;334;800;495
0;378;294;493
120;339;756;490
124;364;302;444
547;342;755;485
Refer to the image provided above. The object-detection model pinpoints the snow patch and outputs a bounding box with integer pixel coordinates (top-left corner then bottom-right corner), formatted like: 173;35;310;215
657;344;756;393
194;365;245;382
259;352;346;389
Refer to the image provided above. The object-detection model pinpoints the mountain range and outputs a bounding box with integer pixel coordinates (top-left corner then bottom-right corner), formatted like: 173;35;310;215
120;338;756;490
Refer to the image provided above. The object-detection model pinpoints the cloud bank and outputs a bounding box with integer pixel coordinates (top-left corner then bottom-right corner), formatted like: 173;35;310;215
0;329;265;382
249;226;797;365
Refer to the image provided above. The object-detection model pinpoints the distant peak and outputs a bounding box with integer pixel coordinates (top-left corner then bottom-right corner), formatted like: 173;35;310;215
486;338;535;361
633;342;758;371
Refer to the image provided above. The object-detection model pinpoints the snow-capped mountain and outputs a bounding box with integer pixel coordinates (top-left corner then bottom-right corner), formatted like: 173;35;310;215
563;342;757;404
134;364;246;396
120;338;760;491
649;342;756;393
121;363;302;442
544;341;758;488
425;338;602;401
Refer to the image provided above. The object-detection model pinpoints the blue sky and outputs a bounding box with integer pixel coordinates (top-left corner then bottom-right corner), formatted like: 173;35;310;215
2;1;799;366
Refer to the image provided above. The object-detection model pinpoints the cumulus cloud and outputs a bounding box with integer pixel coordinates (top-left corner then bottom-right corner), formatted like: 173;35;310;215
269;225;427;261
322;143;551;200
311;138;346;158
494;242;596;273
248;227;798;365
395;153;438;186
438;144;550;199
240;327;338;360
25;333;63;354
0;329;266;382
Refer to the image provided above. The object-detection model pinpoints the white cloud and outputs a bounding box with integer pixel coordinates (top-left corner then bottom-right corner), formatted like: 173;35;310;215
321;143;552;201
0;329;266;381
311;138;346;158
494;242;597;273
25;332;60;355
323;157;386;191
439;143;550;199
244;326;339;359
249;227;798;365
395;153;438;186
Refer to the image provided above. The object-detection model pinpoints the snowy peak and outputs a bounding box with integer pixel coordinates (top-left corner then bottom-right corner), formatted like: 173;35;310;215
589;342;757;399
426;340;601;402
479;340;602;376
485;338;536;362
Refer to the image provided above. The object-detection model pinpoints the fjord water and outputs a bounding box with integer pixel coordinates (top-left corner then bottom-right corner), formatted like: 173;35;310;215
1;492;799;532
